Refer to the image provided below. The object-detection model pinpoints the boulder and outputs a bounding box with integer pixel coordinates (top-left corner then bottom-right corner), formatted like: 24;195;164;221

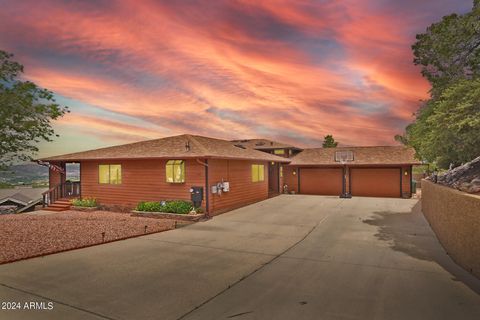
436;156;480;194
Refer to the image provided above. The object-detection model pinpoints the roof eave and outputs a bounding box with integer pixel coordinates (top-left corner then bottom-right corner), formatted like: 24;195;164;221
288;162;422;166
39;155;291;163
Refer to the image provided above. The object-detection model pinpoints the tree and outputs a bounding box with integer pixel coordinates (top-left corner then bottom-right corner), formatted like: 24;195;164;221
401;80;480;168
0;50;68;169
412;1;480;97
322;134;338;148
397;1;480;168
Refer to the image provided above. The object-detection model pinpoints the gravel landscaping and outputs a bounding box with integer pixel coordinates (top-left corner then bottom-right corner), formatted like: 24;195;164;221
0;210;175;264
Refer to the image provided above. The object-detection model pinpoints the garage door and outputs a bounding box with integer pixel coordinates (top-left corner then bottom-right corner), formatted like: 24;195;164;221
299;168;343;195
350;168;401;197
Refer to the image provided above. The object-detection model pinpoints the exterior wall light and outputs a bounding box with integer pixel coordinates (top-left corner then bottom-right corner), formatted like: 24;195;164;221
404;170;408;176
293;170;297;175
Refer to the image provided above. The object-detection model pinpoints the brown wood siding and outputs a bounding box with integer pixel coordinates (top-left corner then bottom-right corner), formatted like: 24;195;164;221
283;166;298;193
80;159;205;209
299;167;343;195
350;167;401;197
49;162;65;187
207;159;269;215
401;165;412;197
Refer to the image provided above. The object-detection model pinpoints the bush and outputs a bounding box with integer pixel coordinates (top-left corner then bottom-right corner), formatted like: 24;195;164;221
72;197;97;207
135;200;194;214
136;201;164;212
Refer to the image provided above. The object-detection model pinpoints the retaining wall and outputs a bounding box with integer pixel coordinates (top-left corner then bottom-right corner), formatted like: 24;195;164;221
422;179;480;278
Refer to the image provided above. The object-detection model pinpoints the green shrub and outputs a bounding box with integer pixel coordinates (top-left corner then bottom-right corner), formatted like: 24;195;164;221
135;200;194;214
164;200;193;214
136;201;164;212
72;197;97;207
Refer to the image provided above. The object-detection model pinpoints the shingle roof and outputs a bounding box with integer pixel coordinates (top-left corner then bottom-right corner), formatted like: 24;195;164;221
40;134;290;163
0;192;33;205
231;139;302;150
289;146;421;166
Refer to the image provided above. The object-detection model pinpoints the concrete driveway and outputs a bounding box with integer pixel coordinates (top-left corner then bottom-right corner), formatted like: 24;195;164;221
0;195;479;320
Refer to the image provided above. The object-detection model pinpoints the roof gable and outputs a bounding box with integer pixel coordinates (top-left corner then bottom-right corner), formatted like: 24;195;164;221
231;139;301;150
289;146;421;166
40;134;290;163
0;192;33;206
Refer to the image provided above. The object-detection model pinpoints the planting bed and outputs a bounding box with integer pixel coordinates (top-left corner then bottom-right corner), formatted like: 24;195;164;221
0;210;175;264
131;210;205;221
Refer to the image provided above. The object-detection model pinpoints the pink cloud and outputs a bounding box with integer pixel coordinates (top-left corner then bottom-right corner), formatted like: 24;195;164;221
0;0;469;154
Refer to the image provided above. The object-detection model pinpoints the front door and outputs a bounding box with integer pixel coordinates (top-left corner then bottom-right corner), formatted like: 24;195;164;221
268;162;279;194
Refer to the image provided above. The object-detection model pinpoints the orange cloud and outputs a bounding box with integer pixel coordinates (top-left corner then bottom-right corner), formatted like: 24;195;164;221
1;0;468;155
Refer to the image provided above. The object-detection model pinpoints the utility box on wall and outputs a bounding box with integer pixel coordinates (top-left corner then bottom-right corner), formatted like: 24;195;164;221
222;182;230;192
211;181;230;194
190;186;203;208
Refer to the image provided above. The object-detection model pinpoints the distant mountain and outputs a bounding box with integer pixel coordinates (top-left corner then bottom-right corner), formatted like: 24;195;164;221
0;163;79;185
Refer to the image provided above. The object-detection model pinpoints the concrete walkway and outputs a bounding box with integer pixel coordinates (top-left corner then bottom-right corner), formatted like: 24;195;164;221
0;195;479;319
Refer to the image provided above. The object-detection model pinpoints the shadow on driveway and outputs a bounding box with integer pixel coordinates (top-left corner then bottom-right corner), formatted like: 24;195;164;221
363;201;480;295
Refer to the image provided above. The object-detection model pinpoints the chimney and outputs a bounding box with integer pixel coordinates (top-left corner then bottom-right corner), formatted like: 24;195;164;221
185;141;191;152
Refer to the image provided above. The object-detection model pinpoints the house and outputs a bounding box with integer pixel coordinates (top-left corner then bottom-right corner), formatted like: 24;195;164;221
40;135;290;215
39;134;420;214
0;191;43;213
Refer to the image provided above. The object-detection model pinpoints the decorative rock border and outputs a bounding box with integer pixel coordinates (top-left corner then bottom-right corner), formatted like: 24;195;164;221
71;206;98;212
131;211;205;221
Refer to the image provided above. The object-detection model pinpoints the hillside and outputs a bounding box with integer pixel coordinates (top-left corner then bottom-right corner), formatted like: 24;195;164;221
0;163;79;186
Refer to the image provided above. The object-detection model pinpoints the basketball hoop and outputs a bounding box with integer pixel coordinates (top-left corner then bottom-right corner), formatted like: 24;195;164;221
335;150;354;163
335;150;353;199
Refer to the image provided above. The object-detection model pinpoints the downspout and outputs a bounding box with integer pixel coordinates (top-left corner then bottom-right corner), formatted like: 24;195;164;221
205;159;209;216
196;158;210;216
79;162;82;198
409;165;413;198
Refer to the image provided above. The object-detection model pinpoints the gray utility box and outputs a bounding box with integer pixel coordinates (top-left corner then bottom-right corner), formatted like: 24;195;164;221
190;186;203;208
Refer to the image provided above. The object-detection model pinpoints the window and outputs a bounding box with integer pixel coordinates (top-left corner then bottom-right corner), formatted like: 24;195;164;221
274;149;285;155
98;164;122;184
280;166;283;178
251;164;265;182
166;160;185;183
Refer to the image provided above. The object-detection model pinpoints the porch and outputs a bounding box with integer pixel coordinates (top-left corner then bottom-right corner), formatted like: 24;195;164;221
42;162;81;211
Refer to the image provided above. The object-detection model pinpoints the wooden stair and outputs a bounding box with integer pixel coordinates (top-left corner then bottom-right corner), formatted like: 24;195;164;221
44;198;72;212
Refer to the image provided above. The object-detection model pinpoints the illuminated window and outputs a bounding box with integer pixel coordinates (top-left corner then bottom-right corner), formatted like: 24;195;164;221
280;166;283;178
166;160;185;183
251;164;265;182
274;149;285;155
98;164;122;184
109;165;122;184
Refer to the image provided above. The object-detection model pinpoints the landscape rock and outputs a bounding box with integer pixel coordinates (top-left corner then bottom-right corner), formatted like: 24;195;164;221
432;156;480;194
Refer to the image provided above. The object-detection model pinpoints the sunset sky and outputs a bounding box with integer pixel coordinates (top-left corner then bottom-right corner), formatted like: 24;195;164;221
0;0;473;157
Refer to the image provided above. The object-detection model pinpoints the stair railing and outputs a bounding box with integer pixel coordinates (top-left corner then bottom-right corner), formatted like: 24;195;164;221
42;181;81;207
